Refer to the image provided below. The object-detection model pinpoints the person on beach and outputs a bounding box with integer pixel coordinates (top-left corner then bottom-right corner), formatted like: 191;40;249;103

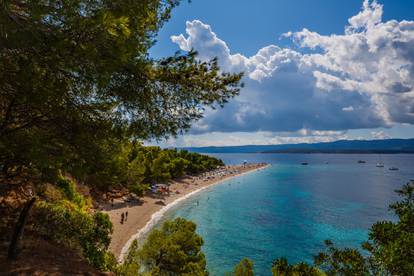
125;211;128;221
121;212;124;224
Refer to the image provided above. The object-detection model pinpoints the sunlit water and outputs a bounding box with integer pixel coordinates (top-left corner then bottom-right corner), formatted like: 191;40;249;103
156;154;414;275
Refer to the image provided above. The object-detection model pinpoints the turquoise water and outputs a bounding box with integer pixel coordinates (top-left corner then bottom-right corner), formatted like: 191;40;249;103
158;154;414;275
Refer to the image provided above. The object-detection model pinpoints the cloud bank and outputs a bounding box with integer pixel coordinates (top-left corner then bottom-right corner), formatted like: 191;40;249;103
171;0;414;135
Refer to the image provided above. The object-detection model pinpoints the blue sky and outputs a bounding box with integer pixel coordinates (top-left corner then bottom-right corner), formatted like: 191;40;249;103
151;0;414;58
148;0;414;147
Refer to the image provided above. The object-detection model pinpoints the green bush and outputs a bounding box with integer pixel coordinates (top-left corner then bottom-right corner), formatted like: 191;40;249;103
128;183;149;197
231;258;254;276
115;240;141;276
34;201;115;270
33;175;115;271
122;217;208;276
56;174;87;208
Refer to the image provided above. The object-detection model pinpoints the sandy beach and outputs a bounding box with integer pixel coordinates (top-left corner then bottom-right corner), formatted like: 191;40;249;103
101;163;269;262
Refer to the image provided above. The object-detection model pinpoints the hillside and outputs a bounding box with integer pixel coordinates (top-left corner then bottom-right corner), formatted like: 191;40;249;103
183;139;414;154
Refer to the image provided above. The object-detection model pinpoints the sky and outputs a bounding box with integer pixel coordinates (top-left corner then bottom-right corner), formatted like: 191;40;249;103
148;0;414;147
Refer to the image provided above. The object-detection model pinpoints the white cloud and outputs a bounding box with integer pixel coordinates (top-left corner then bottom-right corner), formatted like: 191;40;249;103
169;0;414;143
291;0;414;125
342;106;355;112
371;130;390;139
347;0;383;33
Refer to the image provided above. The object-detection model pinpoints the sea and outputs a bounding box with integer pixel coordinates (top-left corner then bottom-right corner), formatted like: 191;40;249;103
156;154;414;275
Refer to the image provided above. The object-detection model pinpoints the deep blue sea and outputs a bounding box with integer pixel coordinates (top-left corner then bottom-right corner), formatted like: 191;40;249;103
158;154;414;275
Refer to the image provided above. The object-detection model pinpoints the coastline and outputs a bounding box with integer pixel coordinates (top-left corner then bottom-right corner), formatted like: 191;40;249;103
103;163;270;263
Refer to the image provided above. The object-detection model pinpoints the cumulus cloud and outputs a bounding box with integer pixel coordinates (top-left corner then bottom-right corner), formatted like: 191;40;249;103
170;0;414;136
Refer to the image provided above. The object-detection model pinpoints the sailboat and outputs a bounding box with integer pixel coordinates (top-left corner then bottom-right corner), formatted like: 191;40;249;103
376;154;384;167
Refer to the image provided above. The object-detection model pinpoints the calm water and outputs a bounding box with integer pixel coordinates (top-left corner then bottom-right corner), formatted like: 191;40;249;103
158;154;414;275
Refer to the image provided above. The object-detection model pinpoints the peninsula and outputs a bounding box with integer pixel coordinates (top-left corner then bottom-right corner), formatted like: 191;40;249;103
102;163;269;261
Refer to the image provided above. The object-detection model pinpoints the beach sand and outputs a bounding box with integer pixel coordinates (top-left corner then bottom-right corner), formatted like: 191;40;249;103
101;163;269;262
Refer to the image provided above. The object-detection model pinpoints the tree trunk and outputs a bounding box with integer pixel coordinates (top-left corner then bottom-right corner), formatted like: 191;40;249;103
7;197;36;260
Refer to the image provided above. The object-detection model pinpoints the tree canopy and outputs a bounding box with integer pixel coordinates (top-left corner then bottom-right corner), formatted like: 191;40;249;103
232;258;255;276
0;0;240;272
0;0;242;181
133;217;208;276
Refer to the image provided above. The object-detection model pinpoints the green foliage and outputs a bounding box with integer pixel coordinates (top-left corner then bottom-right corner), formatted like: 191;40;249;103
132;217;208;276
177;149;224;175
119;144;223;194
48;140;223;196
1;0;238;272
128;183;149;197
34;175;115;271
56;173;88;209
115;240;141;276
232;258;254;276
271;180;414;276
35;201;116;270
313;240;367;275
0;0;242;183
362;181;414;275
272;257;324;276
171;157;190;178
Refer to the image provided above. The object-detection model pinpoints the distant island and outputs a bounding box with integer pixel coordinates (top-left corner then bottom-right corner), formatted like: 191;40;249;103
183;138;414;154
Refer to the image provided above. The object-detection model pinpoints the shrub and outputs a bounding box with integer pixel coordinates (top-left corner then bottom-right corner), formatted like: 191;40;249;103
33;175;115;271
124;218;208;276
232;258;254;276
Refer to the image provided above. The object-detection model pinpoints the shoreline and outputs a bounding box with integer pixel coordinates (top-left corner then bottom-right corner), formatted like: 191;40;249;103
103;163;270;263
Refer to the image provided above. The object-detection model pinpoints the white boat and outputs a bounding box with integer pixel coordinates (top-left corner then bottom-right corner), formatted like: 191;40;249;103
376;155;384;168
